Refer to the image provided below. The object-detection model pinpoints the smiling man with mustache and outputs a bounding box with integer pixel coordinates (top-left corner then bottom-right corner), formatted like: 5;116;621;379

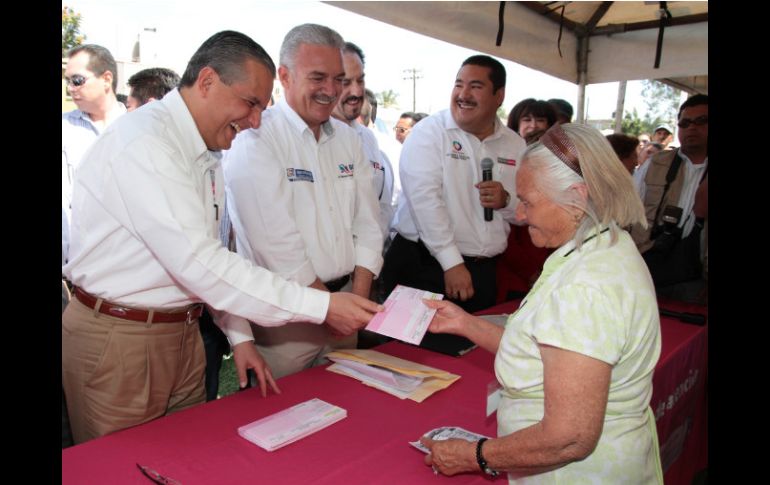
381;55;527;353
223;24;383;378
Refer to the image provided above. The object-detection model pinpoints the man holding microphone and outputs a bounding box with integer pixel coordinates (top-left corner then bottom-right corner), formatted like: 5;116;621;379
381;55;526;318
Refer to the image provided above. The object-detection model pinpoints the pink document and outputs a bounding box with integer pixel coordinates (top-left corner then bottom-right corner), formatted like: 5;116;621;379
365;285;443;345
237;398;347;452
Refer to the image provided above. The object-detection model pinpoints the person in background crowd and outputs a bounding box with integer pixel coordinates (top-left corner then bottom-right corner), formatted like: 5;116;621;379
126;67;181;111
507;98;557;145
606;132;640;174
394;111;427;144
547;97;573;124
631;95;708;304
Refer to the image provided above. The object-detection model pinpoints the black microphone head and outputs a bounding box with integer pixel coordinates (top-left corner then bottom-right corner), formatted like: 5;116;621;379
481;158;494;171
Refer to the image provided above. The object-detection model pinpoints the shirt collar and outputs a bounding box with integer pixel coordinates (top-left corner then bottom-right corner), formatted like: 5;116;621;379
678;149;708;168
158;88;216;168
276;97;336;140
442;109;507;142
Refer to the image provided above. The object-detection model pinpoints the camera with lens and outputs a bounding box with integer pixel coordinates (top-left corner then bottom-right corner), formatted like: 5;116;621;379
649;205;683;253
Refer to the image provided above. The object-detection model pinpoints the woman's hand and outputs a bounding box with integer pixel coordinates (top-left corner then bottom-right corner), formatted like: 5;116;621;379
420;437;478;476
422;299;470;336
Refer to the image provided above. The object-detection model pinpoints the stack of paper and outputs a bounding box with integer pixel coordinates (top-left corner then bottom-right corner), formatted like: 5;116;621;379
365;285;443;345
237;398;346;451
325;349;460;402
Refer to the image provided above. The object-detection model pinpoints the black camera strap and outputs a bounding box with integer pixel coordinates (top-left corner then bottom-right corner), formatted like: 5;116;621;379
651;149;683;227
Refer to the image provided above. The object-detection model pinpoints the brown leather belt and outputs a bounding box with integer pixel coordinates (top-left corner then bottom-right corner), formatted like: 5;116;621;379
73;286;203;324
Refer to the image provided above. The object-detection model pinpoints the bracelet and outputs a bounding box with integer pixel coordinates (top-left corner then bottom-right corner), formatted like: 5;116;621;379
475;438;499;477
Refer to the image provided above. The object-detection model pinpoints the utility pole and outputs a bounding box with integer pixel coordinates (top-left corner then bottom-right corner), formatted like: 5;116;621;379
402;68;422;112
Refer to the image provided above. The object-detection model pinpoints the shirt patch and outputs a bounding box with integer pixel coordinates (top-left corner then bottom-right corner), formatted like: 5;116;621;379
370;160;384;172
286;168;314;182
497;157;517;166
447;140;470;161
338;163;354;178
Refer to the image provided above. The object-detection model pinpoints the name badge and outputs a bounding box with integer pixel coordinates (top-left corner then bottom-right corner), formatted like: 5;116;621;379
286;168;314;182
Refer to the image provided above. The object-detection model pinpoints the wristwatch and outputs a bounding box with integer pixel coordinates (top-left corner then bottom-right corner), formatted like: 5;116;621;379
476;438;499;477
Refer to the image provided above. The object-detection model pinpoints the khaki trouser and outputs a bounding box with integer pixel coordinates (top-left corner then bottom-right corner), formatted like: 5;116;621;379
62;298;206;444
252;279;357;379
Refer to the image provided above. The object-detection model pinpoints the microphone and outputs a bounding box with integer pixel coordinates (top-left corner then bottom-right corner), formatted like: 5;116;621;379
481;158;494;221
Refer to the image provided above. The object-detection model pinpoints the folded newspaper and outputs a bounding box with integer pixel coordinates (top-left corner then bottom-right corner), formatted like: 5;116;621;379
237;398;346;452
409;426;491;453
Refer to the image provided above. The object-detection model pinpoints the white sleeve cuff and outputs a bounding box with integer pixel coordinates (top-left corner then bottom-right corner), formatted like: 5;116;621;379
434;245;464;272
355;244;384;279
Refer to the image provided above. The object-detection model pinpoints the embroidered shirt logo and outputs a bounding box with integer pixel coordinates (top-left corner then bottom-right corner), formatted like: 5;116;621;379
371;160;384;172
447;140;470;161
286;168;314;182
497;157;517;166
337;163;354;178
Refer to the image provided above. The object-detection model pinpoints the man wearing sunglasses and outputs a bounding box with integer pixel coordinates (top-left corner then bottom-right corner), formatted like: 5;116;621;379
62;45;126;270
632;94;708;304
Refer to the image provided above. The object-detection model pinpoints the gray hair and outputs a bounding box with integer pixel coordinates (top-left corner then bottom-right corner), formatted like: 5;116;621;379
279;23;344;71
521;123;646;250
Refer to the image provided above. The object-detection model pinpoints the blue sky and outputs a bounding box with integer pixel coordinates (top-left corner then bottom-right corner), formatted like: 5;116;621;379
65;0;651;120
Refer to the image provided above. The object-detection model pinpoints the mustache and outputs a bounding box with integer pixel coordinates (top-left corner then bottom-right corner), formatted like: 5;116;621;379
455;97;478;106
343;95;363;104
314;94;337;104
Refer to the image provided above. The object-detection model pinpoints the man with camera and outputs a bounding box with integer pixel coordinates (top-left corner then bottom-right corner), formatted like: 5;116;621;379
631;94;708;304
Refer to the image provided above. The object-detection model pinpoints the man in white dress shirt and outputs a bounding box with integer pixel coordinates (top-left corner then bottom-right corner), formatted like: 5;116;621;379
382;55;526;316
62;31;381;444
331;42;394;242
223;24;384;378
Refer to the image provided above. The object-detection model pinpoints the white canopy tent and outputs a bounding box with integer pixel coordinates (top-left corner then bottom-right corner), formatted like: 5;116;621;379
325;1;707;122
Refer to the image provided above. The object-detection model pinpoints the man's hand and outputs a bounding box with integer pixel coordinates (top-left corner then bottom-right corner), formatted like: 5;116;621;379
325;292;384;336
475;180;508;210
444;263;474;301
232;341;280;397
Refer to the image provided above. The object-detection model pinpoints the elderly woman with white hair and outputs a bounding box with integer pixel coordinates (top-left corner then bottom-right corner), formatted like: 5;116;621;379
420;123;663;483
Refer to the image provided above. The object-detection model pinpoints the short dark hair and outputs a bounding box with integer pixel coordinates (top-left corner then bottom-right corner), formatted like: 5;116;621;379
343;42;365;65
507;98;557;133
461;55;506;93
128;67;181;106
400;111;427;127
547;98;573;121
180;31;276;88
678;94;708;118
606;133;639;160
68;44;118;93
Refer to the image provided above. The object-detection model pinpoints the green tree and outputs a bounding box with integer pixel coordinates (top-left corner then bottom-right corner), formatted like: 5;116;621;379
641;80;681;131
62;6;86;57
621;108;651;136
497;106;508;121
377;89;399;108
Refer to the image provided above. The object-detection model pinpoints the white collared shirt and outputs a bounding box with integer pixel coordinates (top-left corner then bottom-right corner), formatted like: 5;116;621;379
353;122;395;239
222;99;383;286
392;109;527;270
63;89;329;346
62;102;126;266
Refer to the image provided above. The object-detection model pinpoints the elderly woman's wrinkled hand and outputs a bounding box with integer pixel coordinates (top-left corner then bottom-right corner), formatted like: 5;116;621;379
420;437;478;476
422;299;469;336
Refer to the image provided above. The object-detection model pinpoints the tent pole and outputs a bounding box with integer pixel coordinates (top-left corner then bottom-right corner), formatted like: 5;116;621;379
576;35;589;123
614;80;627;133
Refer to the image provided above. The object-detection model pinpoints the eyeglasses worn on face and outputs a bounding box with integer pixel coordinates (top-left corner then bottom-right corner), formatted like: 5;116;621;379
677;115;708;129
394;126;410;134
65;74;92;88
136;463;182;485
